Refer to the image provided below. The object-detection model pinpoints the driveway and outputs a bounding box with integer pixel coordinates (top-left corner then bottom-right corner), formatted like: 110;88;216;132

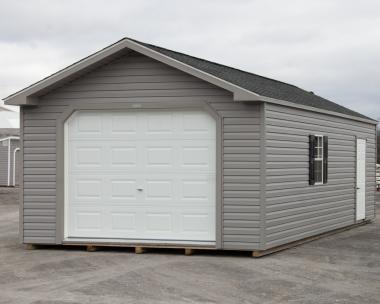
0;187;379;304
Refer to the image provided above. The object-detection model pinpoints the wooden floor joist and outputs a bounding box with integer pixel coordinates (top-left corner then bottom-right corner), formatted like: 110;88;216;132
184;248;194;256
135;246;146;254
86;245;98;252
26;244;36;250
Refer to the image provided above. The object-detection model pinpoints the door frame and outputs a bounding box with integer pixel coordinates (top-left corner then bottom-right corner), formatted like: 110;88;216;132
355;137;366;221
55;101;223;248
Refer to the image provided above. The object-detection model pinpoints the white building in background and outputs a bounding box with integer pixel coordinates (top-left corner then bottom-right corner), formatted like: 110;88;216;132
0;105;20;186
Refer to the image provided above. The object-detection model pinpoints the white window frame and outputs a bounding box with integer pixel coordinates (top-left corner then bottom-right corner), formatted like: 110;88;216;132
314;134;324;185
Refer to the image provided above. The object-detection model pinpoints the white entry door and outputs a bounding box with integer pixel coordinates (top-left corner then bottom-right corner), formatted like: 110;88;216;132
356;138;366;221
65;109;216;243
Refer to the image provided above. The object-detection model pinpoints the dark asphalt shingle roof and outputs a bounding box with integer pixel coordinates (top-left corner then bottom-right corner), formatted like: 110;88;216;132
131;38;372;121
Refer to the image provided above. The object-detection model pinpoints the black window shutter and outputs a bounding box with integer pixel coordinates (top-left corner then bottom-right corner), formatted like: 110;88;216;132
323;136;328;184
309;135;315;185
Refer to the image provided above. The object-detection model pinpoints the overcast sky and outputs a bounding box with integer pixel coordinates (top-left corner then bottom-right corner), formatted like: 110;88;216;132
1;0;379;119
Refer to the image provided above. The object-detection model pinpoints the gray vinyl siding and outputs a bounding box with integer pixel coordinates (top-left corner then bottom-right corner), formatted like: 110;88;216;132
263;103;376;249
221;104;262;249
21;52;262;248
0;143;9;186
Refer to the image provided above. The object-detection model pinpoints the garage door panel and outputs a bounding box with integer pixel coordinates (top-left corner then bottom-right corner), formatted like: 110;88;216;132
69;206;215;240
146;146;174;167
76;212;102;230
66;109;216;242
182;213;211;232
76;113;102;134
68;111;216;140
146;112;174;134
69;112;102;136
110;113;137;134
182;180;210;201
110;146;137;167
183;112;215;134
110;179;138;200
181;146;212;168
74;179;103;201
146;212;173;232
71;145;103;168
111;212;137;232
146;180;173;200
71;207;103;232
70;174;215;203
70;140;215;170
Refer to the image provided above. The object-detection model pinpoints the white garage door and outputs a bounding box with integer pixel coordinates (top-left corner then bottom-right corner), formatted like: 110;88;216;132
65;109;216;243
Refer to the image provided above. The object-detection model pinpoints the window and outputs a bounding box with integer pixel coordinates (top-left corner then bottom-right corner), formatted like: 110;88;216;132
314;136;323;183
309;135;328;185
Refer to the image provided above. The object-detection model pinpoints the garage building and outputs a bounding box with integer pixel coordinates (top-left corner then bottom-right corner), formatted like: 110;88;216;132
4;38;377;254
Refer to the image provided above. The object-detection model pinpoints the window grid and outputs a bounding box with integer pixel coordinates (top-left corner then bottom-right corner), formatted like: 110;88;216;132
314;135;323;184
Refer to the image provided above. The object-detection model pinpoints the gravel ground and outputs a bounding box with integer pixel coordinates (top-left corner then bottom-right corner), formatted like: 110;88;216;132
0;187;379;304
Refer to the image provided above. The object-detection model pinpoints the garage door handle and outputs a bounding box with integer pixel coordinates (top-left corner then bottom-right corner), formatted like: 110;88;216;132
137;188;144;191
356;187;360;190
